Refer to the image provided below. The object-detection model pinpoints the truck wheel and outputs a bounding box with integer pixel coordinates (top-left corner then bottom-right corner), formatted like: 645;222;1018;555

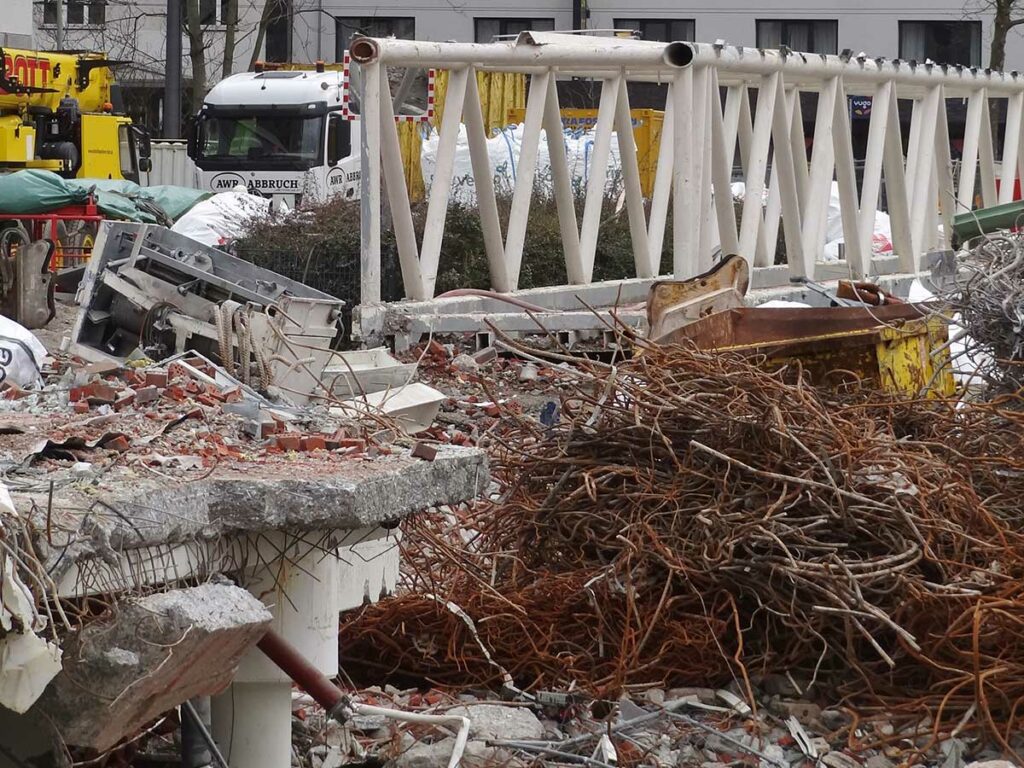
43;220;70;270
66;221;98;268
0;222;29;260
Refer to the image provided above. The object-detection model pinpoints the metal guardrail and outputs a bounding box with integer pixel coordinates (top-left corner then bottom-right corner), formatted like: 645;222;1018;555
352;32;1024;304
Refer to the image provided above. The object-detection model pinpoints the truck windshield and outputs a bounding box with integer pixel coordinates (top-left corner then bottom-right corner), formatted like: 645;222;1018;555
199;114;324;166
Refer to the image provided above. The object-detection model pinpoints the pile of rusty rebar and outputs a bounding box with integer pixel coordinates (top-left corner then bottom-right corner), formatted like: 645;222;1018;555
938;233;1024;395
340;343;1024;749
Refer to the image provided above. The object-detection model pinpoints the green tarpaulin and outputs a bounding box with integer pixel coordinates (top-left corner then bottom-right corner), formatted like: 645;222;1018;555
0;170;210;223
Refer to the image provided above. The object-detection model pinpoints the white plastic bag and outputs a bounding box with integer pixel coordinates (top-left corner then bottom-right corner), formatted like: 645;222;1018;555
421;123;623;205
171;185;272;246
0;315;46;389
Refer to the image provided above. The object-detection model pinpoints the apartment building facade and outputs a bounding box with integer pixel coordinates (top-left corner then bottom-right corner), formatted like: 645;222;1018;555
24;0;1024;136
2;0;34;48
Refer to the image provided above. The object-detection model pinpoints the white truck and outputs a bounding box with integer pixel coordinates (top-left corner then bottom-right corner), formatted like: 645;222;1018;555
186;65;362;209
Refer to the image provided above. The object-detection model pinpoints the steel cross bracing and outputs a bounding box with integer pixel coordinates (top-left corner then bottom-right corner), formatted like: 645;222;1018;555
351;32;1018;304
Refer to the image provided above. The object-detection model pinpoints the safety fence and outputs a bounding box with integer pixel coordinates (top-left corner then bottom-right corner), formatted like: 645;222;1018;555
350;32;1024;303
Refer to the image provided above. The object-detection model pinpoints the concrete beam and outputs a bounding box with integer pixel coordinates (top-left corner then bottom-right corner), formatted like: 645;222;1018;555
33;583;272;753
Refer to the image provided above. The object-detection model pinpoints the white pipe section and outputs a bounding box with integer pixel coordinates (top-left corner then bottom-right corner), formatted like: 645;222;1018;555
378;77;425;300
832;78;866;276
347;702;471;768
979;98;998;207
505;71;550;289
739;73;776;263
858;80;891;255
802;77;838;271
613;77;653;278
419;66;470;299
579;76;621;282
353;36;1024;95
543;74;583;284
709;68;740;257
958;88;985;213
462;72;509;292
771;81;805;275
359;62;381;305
646;88;674;272
999;92;1024;204
908;86;940;259
672;68;695;277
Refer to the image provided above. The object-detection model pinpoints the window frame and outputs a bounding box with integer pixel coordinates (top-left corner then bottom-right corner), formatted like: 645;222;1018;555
755;18;839;55
40;0;105;28
336;16;416;58
897;20;982;67
613;18;695;43
473;17;556;43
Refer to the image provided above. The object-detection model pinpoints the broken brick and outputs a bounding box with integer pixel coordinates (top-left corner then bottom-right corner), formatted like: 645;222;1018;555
103;435;131;452
114;391;136;411
145;370;168;388
84;361;122;377
85;380;118;404
412;442;438;461
221;386;243;404
73;400;90;414
276;434;301;452
70;386;88;402
484;403;501;418
472;346;498;364
300;436;327;452
135;386;159;405
335;438;366;452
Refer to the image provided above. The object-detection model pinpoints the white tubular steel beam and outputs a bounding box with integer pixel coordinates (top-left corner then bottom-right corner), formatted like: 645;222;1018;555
463;71;509;292
832;78;867;276
419;66;469;299
505;70;550;289
739;73;777;265
355;35;1024;305
646;88;674;273
613;77;653;278
1000;93;1024;204
672;68;696;278
378;77;424;299
858;81;891;256
958;88;985;214
579;75;622;282
543;75;583;284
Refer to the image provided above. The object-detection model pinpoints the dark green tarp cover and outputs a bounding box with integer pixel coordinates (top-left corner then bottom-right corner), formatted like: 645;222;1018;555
0;170;211;223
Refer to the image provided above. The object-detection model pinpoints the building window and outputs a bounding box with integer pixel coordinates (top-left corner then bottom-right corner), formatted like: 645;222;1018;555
899;21;981;66
756;20;838;54
474;18;555;43
336;17;415;57
614;19;694;43
265;0;292;61
42;0;105;26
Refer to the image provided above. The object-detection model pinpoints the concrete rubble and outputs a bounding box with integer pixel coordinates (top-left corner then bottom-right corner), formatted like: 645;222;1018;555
34;583;272;752
0;228;490;765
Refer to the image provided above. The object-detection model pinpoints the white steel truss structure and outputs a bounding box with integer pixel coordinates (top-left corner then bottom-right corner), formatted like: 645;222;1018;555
351;32;1018;303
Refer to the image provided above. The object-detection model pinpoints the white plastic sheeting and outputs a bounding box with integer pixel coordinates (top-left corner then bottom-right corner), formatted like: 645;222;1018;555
170;185;276;247
420;123;624;205
0;315;47;390
0;484;62;714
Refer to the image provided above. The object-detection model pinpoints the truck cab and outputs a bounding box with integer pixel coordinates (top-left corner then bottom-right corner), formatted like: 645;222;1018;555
188;68;359;209
0;47;152;182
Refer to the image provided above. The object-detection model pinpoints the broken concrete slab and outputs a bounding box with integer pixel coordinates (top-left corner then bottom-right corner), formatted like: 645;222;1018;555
447;704;544;741
34;582;271;752
22;445;487;592
395;738;516;768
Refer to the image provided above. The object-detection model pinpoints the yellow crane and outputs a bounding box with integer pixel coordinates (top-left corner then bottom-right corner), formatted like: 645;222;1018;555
0;47;151;182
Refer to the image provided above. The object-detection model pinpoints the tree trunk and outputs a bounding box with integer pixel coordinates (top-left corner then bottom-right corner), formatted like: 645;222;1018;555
991;0;1012;71
222;0;238;78
185;0;208;114
248;0;278;70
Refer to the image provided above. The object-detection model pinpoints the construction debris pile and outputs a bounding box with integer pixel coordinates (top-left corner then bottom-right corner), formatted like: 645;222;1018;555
339;339;1024;752
935;235;1024;395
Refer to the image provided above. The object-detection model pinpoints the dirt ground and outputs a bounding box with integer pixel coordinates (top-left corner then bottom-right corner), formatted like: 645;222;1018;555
36;294;78;354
